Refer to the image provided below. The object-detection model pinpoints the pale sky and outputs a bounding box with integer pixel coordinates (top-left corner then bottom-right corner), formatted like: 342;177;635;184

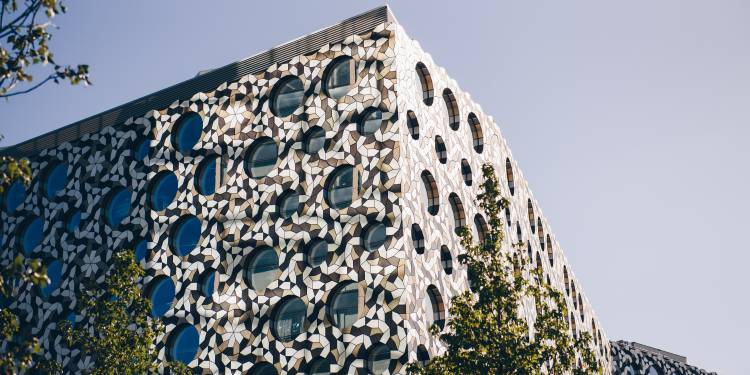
1;1;748;373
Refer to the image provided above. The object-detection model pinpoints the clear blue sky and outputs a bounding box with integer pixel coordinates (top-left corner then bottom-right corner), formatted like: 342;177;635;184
2;1;748;373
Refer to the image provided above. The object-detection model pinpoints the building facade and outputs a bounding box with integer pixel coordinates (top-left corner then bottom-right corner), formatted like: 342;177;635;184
1;6;699;375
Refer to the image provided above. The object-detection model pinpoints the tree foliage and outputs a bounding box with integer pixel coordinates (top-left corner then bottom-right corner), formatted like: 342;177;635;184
408;164;601;375
0;0;90;98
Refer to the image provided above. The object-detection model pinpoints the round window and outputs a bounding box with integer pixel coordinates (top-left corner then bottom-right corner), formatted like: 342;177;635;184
200;270;215;299
272;297;306;341
304;126;326;154
105;188;132;228
65;209;81;233
20;217;43;256
324;57;354;99
277;190;299;219
307;358;330;375
368;344;391;374
271;76;304;117
245;137;278;178
324;165;357;209
358;108;384;135
195;156;223;195
244;246;279;291
328;282;359;329
170;215;201;256
249;363;277;375
149;171;177;211
41;259;62;298
172;112;203;153
363;222;387;252
3;180;26;213
167;324;199;364
148;276;175;318
305;238;328;267
134;138;150;160
44;162;67;199
134;239;148;263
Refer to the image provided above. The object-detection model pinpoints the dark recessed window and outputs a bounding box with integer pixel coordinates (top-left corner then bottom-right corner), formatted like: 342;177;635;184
563;266;570;295
172;112;203;153
516;223;523;243
474;214;488;247
304;126;326;154
3;180;26;213
148;275;175;317
417;345;430;367
200;270;215;299
250;363;277;375
421;171;439;215
105;187;132;228
65;209;81;233
149;171;178;211
305;238;328;267
20;217;42;256
307;358;330;375
324;56;355;99
416;62;434;105
134;138;150;161
41;259;62;298
546;234;554;267
406;110;419;140
435;136;447;164
272;297;306;341
328;282;359;329
505;158;515;196
461;159;472;186
527;200;536;234
170;215;201;256
363;222;387;252
468;113;483;153
277;190;300;219
440;246;453;275
244;246;279;291
505;206;511;227
538;218;545;250
368;344;391;374
426;285;445;328
443;89;460;131
449;193;466;234
271;76;304;117
135;239;148;263
325;165;358;209
411;224;425;255
245;137;278;179
167;324;199;364
358;108;384;135
196;156;225;196
44;162;68;199
527;241;533;261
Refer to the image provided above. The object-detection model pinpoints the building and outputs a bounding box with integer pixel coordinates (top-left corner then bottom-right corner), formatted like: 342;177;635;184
0;6;709;375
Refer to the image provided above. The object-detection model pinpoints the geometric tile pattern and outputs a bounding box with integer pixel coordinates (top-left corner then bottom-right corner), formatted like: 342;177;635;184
611;341;716;375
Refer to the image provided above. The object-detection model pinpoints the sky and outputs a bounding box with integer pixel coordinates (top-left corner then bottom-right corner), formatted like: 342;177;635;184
1;1;748;373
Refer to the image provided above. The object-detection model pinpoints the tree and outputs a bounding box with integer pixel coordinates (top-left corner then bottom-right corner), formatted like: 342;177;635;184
408;164;601;374
0;0;90;99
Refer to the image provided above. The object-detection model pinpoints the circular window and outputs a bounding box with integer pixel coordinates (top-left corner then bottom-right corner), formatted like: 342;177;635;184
305;238;328;267
307;358;330;375
244;246;279;291
324;56;355;99
147;276;175;318
3;180;26;213
200;270;215;299
19;217;43;256
368;344;391;374
172;112;203;153
167;324;199;364
358;108;384;135
272;297;307;341
328;282;359;329
44;162;67;199
425;285;445;329
304;126;326;154
245;137;278;178
363;222;387;252
406;110;419;140
324;165;358;209
249;363;277;375
134;239;148;263
149;171;177;211
271;76;304;117
41;259;62;298
170;215;201;256
134;138;150;160
277;190;300;219
105;188;132;228
65;209;81;233
435;136;447;164
440;246;453;275
461;159;472;186
195;156;223;196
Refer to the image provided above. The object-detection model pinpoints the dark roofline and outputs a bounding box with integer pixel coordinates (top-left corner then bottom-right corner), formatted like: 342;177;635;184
1;5;394;158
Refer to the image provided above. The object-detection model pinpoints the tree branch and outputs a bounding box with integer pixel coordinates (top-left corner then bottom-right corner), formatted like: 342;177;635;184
0;72;52;98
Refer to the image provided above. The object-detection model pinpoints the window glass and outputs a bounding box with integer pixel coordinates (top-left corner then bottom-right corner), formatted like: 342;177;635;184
170;215;201;256
148;276;175;317
250;363;277;375
325;57;354;99
440;246;453;275
306;239;328;267
246;137;278;178
421;171;439;215
271;76;304;117
407;110;419;140
135;239;148;263
368;344;391;374
278;190;299;219
245;246;279;291
329;282;359;329
363;222;387;252
168;324;199;364
468;113;484;153
307;358;330;375
426;285;445;328
106;188;132;228
135;138;150;160
201;270;215;299
304;126;326;154
149;172;178;211
411;224;425;254
273;297;306;341
325;166;357;209
443;89;460;131
20;217;43;256
461;159;472;186
196;156;224;195
41;260;62;297
417;345;430;367
4;180;26;213
45;163;67;199
66;209;81;233
358;108;383;135
435;136;447;164
416;63;434;105
172;112;203;153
